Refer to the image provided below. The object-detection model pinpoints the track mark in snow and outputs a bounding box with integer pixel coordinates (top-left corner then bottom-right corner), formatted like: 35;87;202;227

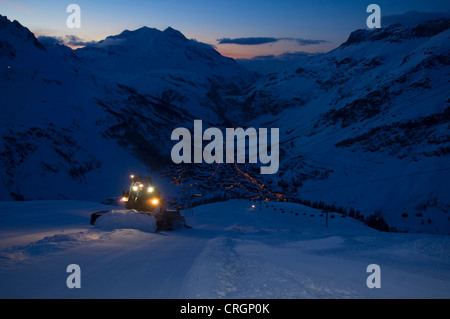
180;226;360;298
180;235;242;298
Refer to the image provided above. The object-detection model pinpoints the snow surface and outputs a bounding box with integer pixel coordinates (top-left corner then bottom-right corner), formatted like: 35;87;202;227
0;199;449;299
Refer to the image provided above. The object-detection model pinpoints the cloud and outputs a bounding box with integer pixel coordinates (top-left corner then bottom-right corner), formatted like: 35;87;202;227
37;35;64;46
217;37;329;46
218;37;279;45
296;38;329;45
37;35;96;47
64;35;97;47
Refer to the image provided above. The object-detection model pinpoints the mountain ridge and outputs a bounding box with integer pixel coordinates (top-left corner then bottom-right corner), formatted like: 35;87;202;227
1;14;449;234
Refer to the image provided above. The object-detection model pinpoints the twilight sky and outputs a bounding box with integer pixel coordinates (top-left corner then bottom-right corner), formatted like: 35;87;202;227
1;0;449;58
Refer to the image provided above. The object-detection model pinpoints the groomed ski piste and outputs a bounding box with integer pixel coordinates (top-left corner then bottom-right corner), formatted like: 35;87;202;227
0;199;449;299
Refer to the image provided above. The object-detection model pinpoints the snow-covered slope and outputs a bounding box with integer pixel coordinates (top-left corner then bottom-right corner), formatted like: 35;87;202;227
0;15;168;202
0;199;449;298
76;26;253;123
234;18;450;234
0;15;251;203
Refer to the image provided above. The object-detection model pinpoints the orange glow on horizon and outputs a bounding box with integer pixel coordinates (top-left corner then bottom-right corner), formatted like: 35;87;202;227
215;41;334;60
217;46;258;59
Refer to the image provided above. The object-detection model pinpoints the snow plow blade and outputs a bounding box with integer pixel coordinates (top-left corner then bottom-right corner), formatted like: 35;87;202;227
152;209;191;231
90;210;111;225
90;208;191;231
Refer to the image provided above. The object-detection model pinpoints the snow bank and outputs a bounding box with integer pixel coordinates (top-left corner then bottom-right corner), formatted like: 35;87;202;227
94;210;157;233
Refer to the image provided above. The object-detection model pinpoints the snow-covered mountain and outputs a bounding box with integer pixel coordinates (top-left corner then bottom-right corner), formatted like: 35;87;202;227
0;15;250;203
1;14;449;234
76;26;253;123
237;18;450;233
0;14;126;202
